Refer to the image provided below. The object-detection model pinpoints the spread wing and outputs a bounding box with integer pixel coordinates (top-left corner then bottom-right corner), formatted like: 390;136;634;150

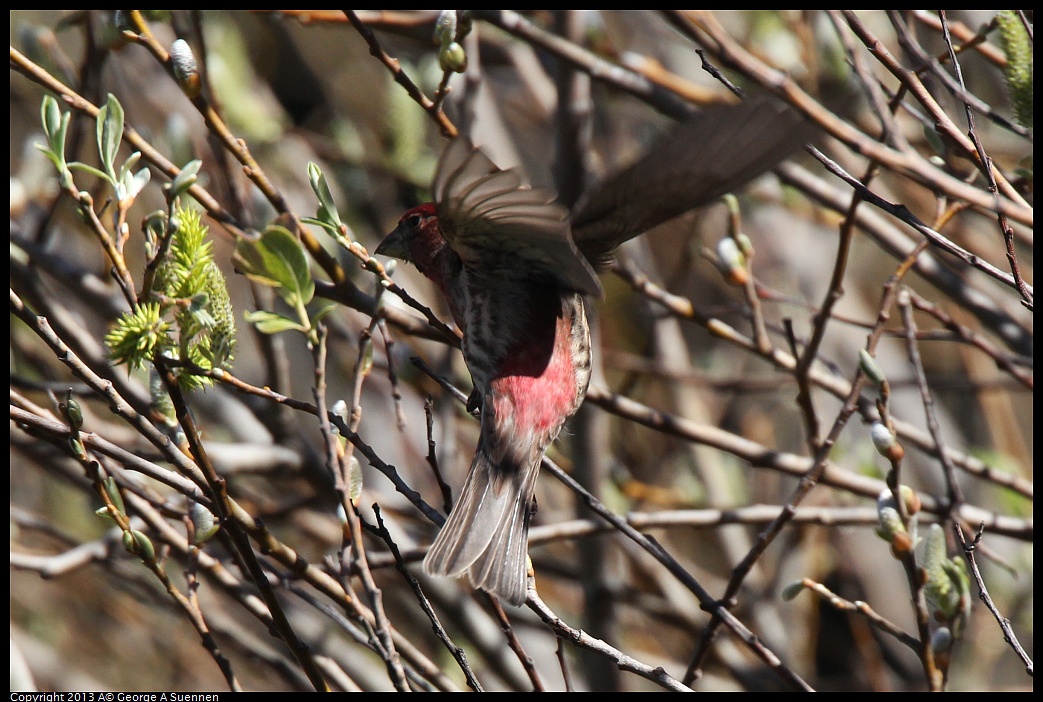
571;93;814;267
433;138;603;297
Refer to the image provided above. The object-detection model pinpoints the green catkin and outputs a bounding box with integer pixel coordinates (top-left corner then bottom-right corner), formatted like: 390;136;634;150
995;10;1033;129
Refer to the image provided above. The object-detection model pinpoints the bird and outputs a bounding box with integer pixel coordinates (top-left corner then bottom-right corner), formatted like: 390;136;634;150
375;94;809;606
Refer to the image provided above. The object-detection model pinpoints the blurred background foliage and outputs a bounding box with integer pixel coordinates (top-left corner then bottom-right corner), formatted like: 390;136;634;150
10;10;1032;692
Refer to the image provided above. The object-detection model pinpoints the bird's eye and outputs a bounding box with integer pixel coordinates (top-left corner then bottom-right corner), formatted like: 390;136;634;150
405;213;423;228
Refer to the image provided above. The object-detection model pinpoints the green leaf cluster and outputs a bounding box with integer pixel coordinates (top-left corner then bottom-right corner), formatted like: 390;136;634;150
69;94;151;206
234;224;331;343
36;95;235;392
38;93;151;208
107;205;236;391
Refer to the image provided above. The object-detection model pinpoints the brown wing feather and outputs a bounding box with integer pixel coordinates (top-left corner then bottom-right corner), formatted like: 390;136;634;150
433;140;603;297
571;93;814;267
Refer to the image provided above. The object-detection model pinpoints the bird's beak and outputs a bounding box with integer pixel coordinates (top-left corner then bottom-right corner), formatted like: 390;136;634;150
374;224;411;261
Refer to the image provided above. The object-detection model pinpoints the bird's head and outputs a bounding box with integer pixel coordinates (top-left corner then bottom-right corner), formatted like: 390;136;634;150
376;203;459;289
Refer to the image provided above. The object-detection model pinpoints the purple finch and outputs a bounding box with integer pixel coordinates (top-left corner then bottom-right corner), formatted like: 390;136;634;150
377;95;806;605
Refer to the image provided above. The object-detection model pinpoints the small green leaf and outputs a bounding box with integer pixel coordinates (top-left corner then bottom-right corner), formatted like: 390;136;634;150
103;476;126;515
232;225;314;307
311;302;337;326
97;93;125;181
37;96;72;186
62;391;84;430
143;210;166;252
42;96;71;161
307;162;343;229
117;152;149;203
122;529;138;554
69;162;114;183
121;150;142;175
300;216;339;235
170;159;202;200
42;95;62;141
244;309;306;334
34;142;64;178
123;529;155;561
124;167;151;202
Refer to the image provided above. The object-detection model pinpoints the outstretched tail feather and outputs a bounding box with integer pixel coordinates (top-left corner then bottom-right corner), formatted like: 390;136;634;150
423;447;539;606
